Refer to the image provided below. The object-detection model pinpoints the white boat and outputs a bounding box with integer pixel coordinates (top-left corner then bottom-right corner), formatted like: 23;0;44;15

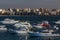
0;25;7;31
8;24;29;35
33;25;43;28
55;20;60;24
28;21;60;36
28;31;60;36
14;21;32;28
1;18;19;24
28;29;60;36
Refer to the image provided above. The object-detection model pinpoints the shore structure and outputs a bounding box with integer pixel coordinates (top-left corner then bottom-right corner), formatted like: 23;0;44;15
0;8;60;16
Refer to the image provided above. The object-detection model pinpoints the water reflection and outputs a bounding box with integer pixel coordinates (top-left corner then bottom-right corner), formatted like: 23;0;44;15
28;36;60;40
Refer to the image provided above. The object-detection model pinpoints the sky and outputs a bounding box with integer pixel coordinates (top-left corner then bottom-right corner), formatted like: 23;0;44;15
0;0;60;9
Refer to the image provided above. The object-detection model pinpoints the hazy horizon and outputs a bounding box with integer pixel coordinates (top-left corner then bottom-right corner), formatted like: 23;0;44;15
0;0;60;9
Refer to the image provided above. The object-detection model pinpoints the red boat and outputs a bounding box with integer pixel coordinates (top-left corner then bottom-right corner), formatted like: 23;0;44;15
36;21;50;28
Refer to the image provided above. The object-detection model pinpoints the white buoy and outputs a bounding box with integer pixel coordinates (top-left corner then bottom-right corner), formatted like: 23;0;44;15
56;27;59;30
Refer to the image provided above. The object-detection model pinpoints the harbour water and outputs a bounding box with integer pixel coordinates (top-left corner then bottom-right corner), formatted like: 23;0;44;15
0;15;60;40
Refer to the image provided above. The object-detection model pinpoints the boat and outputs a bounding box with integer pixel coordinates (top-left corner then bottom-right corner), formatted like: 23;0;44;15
8;22;30;35
55;20;60;24
32;21;50;29
28;31;60;36
0;25;7;32
8;26;29;35
1;18;19;24
14;21;32;29
28;28;60;36
28;21;60;36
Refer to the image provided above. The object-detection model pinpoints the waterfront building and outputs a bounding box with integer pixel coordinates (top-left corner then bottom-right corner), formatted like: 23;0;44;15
8;8;13;12
0;8;60;16
1;9;6;15
24;8;29;12
50;11;57;15
44;9;50;16
44;13;49;16
16;8;20;12
22;8;28;15
8;8;14;15
12;8;20;15
19;9;23;15
56;9;60;15
39;8;45;13
36;8;39;12
28;8;31;12
34;8;39;15
39;8;45;16
30;9;37;15
0;9;3;12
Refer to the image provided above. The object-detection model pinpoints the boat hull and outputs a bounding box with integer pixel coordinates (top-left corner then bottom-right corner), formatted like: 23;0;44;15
28;32;60;37
8;29;28;35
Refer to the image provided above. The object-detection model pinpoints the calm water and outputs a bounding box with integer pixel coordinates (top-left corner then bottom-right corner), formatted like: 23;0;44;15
0;15;60;40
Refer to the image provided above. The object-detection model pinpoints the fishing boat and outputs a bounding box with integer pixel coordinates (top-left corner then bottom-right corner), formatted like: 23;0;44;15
1;18;19;24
